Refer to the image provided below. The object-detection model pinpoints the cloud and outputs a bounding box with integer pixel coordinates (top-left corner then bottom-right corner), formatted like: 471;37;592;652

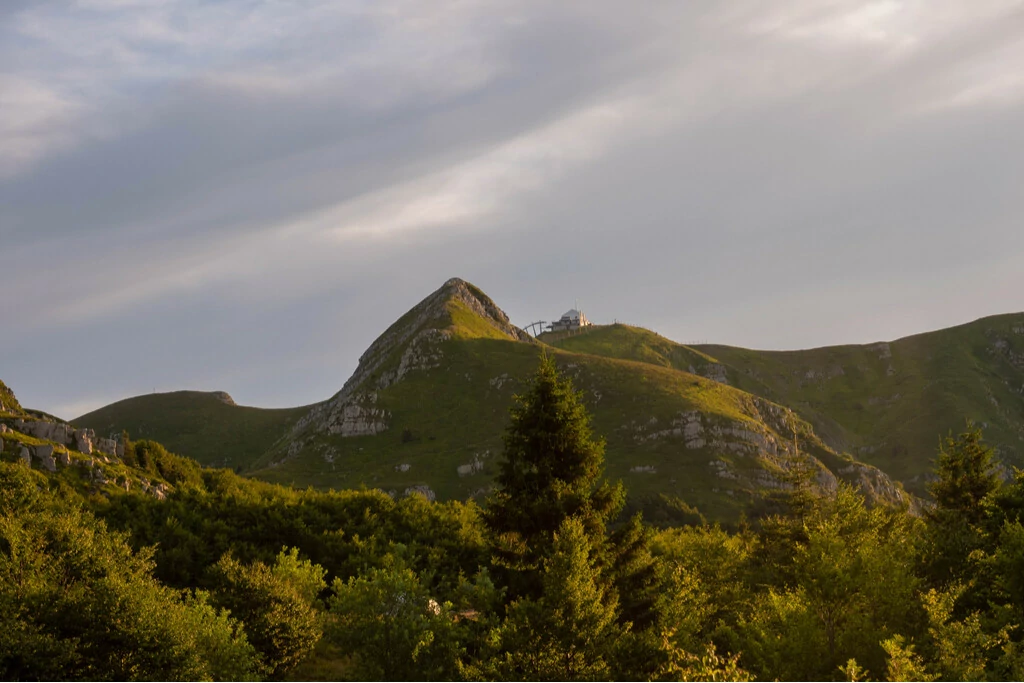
2;0;1023;416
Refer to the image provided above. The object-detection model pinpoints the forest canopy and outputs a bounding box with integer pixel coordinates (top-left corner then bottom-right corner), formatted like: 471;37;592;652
2;357;1024;681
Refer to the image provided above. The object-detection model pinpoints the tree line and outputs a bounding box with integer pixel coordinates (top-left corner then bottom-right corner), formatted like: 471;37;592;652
2;355;1024;680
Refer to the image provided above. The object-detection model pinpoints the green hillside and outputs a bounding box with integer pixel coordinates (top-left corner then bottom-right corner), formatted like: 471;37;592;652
73;391;310;470
73;278;1024;518
0;379;25;417
541;316;1024;493
252;279;903;521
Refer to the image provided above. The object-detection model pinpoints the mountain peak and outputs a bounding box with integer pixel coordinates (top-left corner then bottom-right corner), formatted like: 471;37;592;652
338;278;529;399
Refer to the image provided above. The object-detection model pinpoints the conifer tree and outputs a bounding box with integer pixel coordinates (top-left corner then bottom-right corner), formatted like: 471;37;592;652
485;517;624;680
484;354;624;599
923;425;1001;585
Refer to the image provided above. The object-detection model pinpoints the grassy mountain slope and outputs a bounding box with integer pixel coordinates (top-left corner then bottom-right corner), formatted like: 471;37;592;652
542;316;1024;493
253;279;903;520
73;391;310;470
0;380;25;417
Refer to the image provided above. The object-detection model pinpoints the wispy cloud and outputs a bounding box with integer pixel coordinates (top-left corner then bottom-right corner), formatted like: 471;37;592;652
2;0;1023;415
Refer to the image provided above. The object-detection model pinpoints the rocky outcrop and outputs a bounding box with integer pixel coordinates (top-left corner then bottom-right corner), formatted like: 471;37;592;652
636;410;794;458
293;393;390;440
377;329;451;389
33;445;56;472
12;419;123;457
18;446;30;466
690;363;730;385
336;277;530;401
837;462;910;508
212;391;236;406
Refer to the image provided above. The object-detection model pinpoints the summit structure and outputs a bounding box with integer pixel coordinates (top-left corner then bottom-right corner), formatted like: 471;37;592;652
548;308;592;333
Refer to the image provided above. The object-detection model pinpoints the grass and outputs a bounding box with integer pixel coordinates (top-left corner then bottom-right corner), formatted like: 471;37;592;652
73;391;310;471
542;315;1024;494
251;330;868;522
57;282;1019;517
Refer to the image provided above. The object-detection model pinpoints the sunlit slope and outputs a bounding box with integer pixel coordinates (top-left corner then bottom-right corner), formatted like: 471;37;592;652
252;280;903;520
541;316;1024;492
73;391;310;470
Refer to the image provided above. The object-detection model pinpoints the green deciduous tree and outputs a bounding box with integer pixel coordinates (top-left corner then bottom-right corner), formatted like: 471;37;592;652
208;548;325;677
328;560;464;681
0;463;258;681
731;485;923;680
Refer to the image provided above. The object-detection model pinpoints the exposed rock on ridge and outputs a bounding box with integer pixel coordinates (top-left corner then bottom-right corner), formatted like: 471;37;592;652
284;278;532;457
338;277;530;399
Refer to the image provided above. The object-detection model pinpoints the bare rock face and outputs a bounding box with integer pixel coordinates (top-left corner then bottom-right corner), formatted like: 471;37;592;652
34;445;56;472
18;446;31;466
377;328;451;389
57;450;71;466
16;420;71;445
75;428;95;455
212;391;236;406
95;437;118;456
327;401;390;437
690;363;730;385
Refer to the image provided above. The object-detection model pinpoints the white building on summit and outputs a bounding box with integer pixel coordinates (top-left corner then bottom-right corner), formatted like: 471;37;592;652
548;308;592;333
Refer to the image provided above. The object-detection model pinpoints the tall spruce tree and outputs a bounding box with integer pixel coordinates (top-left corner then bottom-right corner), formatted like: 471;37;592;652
484;354;624;600
923;424;1001;586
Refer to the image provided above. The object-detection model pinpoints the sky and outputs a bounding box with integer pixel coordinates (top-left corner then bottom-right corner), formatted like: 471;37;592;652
2;0;1024;418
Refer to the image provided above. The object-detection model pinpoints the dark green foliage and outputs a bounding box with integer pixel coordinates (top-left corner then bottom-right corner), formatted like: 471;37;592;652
485;354;624;599
930;425;1000;523
0;463;258;681
208;550;325;677
481;517;625;680
328;560;465;680
9;359;1024;681
922;425;1002;586
606;513;661;630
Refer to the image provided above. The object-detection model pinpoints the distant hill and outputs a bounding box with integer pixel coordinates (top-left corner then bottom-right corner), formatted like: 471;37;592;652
245;278;904;520
70;277;1024;519
542;316;1024;494
73;391;309;471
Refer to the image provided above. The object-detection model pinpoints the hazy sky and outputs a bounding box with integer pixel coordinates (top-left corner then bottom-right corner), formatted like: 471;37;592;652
3;0;1023;417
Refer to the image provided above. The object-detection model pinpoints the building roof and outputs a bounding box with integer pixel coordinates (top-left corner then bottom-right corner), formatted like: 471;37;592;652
561;309;581;320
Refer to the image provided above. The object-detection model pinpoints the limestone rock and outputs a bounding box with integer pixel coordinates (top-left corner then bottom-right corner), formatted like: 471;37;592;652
395;463;411;473
34;445;56;472
18;446;31;466
95;437;118;456
327;401;389;437
74;429;94;455
57;450;71;466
